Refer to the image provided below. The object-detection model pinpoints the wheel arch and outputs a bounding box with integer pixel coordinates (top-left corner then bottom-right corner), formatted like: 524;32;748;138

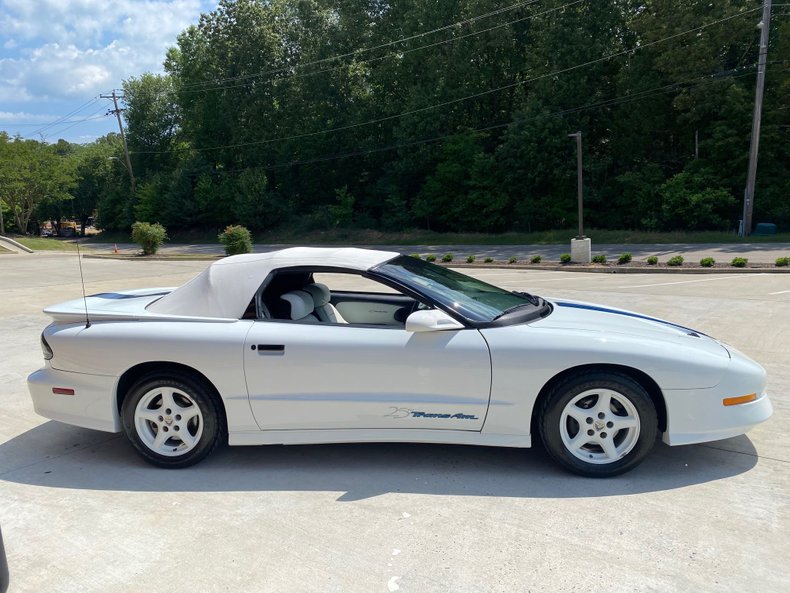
116;361;228;425
530;363;667;434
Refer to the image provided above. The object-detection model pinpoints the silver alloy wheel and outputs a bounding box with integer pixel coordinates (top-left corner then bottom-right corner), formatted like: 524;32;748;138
133;386;204;457
559;388;640;464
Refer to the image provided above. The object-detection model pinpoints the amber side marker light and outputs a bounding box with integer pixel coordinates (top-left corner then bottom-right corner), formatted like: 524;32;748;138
52;387;75;396
723;393;757;406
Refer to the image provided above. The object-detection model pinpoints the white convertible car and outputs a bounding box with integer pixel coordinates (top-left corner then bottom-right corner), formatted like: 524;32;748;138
28;247;772;476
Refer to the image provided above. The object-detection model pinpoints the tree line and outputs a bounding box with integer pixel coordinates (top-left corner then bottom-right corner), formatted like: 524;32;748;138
2;0;788;237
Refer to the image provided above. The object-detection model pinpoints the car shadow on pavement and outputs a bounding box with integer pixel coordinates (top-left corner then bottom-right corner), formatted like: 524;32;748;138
0;421;760;501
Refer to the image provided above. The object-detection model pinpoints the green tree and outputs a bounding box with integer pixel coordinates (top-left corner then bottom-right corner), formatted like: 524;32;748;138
90;0;790;234
0;134;76;234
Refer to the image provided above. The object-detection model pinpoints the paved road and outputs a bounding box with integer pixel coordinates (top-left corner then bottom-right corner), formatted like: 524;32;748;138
84;241;790;262
0;254;788;592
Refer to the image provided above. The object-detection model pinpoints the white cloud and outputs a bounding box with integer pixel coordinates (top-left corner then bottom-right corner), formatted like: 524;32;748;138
0;0;215;102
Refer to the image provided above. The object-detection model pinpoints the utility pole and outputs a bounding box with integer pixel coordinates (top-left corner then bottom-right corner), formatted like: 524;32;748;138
568;130;590;263
568;131;584;239
100;90;136;193
740;0;772;237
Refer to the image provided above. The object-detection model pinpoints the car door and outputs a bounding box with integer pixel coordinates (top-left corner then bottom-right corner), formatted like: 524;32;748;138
243;276;491;431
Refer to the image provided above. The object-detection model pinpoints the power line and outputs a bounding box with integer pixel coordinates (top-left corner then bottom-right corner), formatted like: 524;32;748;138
210;64;763;174
2;113;107;129
30;97;100;137
132;7;764;156
41;106;110;139
178;0;545;91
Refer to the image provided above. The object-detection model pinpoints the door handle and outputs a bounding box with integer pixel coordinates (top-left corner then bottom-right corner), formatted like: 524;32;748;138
252;344;285;354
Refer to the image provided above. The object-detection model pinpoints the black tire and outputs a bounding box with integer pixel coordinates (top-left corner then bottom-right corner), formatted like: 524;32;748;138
121;373;225;468
538;371;657;477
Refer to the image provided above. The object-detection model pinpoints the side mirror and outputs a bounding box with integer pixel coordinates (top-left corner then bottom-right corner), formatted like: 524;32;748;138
405;309;464;333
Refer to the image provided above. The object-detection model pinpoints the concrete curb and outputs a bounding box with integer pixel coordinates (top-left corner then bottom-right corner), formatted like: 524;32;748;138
0;236;33;253
84;254;221;261
82;253;790;272
451;263;790;273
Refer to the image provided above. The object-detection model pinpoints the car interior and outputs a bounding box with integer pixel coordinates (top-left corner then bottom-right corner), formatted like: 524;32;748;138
242;269;425;326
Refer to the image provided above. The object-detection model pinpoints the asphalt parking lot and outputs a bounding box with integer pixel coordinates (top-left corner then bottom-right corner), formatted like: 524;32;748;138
1;253;788;593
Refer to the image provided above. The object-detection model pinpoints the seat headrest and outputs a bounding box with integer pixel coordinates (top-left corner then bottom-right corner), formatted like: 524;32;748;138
303;283;330;307
280;290;315;320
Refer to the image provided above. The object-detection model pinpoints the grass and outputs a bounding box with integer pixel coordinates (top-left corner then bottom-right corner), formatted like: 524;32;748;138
84;227;790;246
13;236;78;251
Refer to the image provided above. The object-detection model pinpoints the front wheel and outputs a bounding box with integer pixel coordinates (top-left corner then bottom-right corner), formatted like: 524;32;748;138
121;374;224;468
539;372;657;477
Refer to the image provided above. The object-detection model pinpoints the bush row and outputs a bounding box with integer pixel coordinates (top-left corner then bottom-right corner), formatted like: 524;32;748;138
408;253;786;266
130;224;789;268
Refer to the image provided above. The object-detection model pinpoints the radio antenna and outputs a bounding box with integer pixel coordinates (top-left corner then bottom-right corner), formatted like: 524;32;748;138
75;239;91;328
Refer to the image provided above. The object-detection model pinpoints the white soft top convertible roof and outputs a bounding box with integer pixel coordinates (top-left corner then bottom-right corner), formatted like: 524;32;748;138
147;247;400;319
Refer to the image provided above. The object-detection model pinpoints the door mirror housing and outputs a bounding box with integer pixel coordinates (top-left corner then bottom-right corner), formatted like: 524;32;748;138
405;309;465;332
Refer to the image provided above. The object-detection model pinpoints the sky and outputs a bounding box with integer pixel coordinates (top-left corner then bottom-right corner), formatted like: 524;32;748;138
0;0;217;144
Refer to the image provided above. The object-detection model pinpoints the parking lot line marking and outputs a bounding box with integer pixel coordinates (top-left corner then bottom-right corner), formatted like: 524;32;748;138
618;275;763;289
519;275;605;283
769;289;790;295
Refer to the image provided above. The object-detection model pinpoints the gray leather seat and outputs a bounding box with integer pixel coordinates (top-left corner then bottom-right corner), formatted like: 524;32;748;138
303;283;346;324
280;290;318;322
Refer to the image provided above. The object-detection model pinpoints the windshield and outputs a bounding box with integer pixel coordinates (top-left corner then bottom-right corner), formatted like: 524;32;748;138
376;255;539;323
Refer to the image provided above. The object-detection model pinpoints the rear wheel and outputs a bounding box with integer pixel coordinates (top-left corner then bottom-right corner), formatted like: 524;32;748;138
121;374;224;468
539;371;657;477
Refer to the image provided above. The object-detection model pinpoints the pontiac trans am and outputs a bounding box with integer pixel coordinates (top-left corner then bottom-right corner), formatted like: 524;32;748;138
27;247;773;476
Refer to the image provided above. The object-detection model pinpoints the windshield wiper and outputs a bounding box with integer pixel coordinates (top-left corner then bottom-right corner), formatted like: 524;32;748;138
513;290;540;306
494;302;535;320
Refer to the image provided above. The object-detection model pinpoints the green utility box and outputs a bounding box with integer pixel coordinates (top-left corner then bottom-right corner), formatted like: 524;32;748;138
753;223;777;235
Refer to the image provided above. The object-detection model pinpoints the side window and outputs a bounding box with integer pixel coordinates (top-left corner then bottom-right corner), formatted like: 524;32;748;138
312;273;424;326
312;273;398;294
258;269;422;326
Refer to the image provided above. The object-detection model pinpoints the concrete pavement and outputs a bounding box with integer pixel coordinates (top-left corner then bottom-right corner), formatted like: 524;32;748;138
0;254;788;592
83;241;790;262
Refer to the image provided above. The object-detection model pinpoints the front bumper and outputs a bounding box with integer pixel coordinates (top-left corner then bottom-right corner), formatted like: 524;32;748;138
27;366;121;433
663;389;773;445
663;347;772;446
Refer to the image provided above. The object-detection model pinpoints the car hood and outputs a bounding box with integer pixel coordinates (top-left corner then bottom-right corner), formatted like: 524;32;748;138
532;298;730;359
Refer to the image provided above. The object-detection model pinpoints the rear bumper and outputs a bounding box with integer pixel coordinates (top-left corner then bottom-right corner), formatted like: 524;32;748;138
27;367;121;433
663;388;772;446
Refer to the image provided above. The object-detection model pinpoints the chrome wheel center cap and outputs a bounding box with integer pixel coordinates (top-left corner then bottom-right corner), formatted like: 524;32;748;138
164;416;173;425
594;420;605;431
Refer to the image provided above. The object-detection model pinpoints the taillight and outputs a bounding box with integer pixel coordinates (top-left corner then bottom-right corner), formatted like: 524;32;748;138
41;334;53;360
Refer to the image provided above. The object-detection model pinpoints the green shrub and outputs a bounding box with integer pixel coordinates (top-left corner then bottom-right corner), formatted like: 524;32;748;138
592;254;607;264
776;257;790;267
667;255;684;267
617;253;632;265
530;255;542;264
410;253;421;259
647;256;658;265
560;254;571;264
131;221;167;255
731;257;748;268
426;254;437;262
508;256;518;264
484;257;494;263
700;257;715;268
466;255;476;263
441;253;454;263
218;224;253;256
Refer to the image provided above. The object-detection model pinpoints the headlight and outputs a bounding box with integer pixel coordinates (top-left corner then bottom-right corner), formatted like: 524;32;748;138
41;334;53;360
